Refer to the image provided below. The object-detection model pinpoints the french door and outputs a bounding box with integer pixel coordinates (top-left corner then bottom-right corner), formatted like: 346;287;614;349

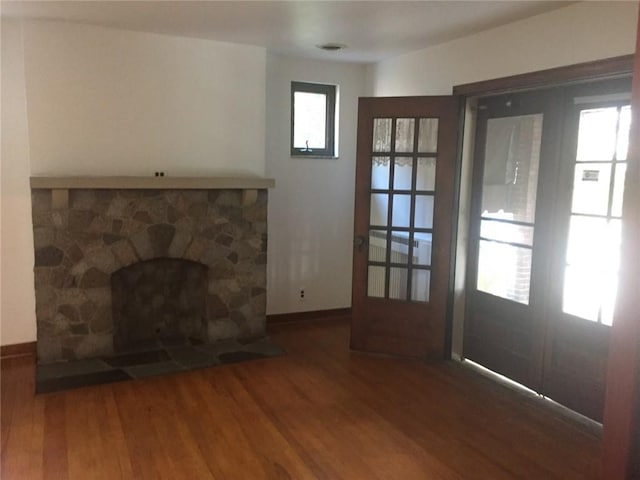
351;96;459;358
465;78;632;421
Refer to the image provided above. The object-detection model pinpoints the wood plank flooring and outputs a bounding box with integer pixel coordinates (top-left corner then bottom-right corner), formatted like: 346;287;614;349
1;317;600;479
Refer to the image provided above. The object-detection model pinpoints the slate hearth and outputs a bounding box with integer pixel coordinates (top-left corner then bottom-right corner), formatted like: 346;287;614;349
36;336;283;393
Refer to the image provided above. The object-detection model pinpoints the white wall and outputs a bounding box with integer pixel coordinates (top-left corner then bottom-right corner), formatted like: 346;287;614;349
368;1;639;96
265;53;366;314
1;19;36;346
1;19;267;346
23;20;266;176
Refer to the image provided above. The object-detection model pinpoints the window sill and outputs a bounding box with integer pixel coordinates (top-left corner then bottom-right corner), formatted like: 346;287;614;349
291;155;339;160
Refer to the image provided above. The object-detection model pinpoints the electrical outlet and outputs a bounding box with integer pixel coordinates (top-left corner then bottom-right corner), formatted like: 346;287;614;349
299;289;305;300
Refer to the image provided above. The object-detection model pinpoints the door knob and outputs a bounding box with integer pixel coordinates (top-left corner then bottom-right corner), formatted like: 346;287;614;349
354;235;367;252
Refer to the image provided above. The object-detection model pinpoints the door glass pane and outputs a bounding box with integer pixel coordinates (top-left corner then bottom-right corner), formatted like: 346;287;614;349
563;217;621;322
563;265;600;322
416;157;436;191
367;266;386;298
480;220;534;246
601;272;620;326
371;157;390;190
389;231;411;265
395;118;415;153
612;163;627;217
414;195;434;229
368;230;387;262
370;193;388;226
571;163;612;216
477;240;532;304
413;232;432;266
576;107;618;161
617;106;631;161
372;118;392;152
392;194;411;227
418;118;438;152
389;267;408;300
411;270;431;302
565;216;608;267
393;158;413;190
482;114;542;223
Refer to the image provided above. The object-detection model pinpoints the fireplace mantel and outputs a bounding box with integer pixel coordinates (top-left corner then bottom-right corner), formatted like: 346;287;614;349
30;176;275;190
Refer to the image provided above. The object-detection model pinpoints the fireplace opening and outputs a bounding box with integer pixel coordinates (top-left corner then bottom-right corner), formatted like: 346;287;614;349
111;258;208;352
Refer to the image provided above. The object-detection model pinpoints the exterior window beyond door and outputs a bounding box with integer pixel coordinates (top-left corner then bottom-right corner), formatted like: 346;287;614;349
291;81;336;157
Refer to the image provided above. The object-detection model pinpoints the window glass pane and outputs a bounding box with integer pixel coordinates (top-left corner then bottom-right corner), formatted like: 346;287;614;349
612;163;627;217
477;240;532;304
395;118;415;153
416;157;436;191
372;118;392;152
389;231;411;265
393;158;413;190
617;106;631;161
371;157;390;190
293;91;326;149
389;267;408;300
414;195;434;229
482;114;542;223
391;194;411;228
413;232;432;266
368;230;387;263
370;193;388;226
571;163;612;216
480;220;534;246
576;107;618;161
367;266;386;298
418;118;438;152
411;269;431;302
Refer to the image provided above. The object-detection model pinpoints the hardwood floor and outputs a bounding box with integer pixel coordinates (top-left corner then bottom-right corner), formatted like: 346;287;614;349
2;317;600;479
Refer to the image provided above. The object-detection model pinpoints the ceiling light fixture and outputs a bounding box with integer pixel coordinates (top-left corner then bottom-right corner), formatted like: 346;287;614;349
317;43;347;52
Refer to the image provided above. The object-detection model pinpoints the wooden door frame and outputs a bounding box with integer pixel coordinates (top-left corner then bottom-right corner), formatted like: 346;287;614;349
601;11;640;479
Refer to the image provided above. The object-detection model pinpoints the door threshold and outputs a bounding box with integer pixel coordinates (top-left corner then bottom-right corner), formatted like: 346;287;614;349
457;358;603;438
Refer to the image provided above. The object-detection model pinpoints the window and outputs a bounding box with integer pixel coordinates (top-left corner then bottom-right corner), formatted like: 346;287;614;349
291;81;336;157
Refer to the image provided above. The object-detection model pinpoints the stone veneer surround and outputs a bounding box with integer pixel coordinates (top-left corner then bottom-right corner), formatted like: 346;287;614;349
31;186;268;363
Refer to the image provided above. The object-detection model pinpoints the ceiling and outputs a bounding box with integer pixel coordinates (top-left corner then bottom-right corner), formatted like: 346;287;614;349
1;1;574;63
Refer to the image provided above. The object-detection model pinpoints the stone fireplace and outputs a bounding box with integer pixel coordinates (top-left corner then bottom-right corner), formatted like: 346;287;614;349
30;177;273;364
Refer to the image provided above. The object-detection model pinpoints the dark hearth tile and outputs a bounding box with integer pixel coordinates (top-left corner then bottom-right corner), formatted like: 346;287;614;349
123;361;186;379
167;346;220;368
195;339;243;357
37;358;115;381
242;338;284;357
236;335;267;346
104;349;170;368
159;336;190;348
219;351;267;364
36;369;131;394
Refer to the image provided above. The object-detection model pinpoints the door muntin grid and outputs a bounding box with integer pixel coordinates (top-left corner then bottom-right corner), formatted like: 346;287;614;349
368;117;438;302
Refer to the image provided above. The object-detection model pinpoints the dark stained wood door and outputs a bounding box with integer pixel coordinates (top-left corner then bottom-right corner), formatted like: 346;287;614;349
464;90;562;393
542;78;632;421
465;78;632;421
351;96;459;358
